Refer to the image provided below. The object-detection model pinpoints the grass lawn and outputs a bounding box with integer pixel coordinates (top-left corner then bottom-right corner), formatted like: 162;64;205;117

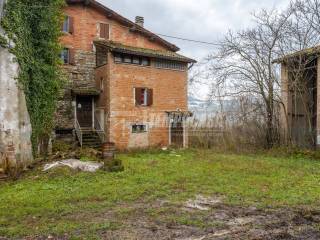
1;149;320;239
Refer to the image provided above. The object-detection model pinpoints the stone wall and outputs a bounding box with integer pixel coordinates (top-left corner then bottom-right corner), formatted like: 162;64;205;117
55;50;96;130
0;37;33;174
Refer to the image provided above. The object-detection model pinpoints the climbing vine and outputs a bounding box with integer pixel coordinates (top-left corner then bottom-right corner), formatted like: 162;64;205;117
1;0;65;153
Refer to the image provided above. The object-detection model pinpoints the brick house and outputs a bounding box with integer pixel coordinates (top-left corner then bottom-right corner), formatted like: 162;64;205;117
57;0;196;149
275;46;320;148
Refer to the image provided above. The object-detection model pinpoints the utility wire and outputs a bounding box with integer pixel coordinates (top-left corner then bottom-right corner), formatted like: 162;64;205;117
156;33;220;46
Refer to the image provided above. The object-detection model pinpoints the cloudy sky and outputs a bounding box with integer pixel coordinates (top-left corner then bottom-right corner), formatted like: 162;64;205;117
99;0;291;61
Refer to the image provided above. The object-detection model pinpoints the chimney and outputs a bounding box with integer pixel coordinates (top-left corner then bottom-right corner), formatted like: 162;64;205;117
135;16;144;27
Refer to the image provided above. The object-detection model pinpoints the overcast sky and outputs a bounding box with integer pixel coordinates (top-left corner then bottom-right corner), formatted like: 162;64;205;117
99;0;291;61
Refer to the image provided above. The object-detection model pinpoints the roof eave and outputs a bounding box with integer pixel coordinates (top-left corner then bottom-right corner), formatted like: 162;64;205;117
94;40;196;63
272;46;320;64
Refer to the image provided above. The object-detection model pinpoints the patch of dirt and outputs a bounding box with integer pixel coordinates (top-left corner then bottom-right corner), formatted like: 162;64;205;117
4;196;320;240
99;196;320;240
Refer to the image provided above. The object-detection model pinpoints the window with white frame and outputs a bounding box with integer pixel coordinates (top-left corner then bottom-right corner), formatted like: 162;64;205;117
134;88;153;106
62;15;73;34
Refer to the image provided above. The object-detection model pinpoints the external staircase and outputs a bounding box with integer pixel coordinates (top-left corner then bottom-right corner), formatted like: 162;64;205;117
74;118;105;149
81;129;103;148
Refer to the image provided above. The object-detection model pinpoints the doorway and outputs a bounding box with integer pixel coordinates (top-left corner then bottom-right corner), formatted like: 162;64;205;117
76;96;93;128
171;121;184;147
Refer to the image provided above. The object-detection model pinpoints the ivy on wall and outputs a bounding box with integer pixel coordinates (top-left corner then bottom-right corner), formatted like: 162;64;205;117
1;0;65;153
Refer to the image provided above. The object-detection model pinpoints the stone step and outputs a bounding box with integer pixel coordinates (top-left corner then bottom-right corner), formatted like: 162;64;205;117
0;173;8;181
77;130;103;149
82;136;100;140
82;144;102;149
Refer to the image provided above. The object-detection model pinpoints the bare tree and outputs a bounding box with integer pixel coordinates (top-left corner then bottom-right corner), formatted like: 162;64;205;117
204;9;292;147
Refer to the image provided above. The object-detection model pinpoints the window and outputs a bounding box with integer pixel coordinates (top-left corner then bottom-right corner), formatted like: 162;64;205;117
60;48;75;65
132;124;147;133
132;56;140;65
62;15;73;34
100;77;104;91
135;88;153;106
114;53;151;66
124;55;132;64
141;57;150;66
114;53;122;63
154;59;186;71
99;23;110;39
60;48;69;64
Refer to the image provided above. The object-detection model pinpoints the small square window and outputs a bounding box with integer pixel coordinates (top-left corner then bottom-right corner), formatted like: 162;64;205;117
132;124;147;133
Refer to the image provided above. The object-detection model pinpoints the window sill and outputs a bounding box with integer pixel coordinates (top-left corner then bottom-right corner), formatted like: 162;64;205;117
135;105;152;108
98;37;110;41
62;32;72;36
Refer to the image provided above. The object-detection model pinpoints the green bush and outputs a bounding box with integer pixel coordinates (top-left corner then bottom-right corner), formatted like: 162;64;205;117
1;0;65;154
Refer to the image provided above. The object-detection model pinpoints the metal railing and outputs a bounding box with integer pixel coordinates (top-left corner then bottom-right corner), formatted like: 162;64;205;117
74;119;83;147
94;115;106;143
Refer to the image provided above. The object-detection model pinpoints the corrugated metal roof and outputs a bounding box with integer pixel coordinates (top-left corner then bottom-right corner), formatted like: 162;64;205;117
95;40;196;63
273;45;320;64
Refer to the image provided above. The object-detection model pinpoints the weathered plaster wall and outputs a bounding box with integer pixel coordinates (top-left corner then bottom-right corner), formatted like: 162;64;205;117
0;0;33;173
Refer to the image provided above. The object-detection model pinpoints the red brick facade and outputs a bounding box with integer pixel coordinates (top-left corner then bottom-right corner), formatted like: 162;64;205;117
58;0;194;149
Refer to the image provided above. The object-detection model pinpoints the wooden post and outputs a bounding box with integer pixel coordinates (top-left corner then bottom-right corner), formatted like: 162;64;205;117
74;96;77;126
316;58;320;147
92;97;95;129
280;63;291;145
183;117;188;148
168;115;172;146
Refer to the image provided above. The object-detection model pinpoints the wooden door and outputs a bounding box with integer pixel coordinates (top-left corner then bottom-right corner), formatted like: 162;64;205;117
77;96;92;128
171;121;184;147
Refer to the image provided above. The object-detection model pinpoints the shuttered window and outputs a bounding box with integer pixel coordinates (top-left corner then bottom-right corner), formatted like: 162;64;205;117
135;88;153;106
60;48;69;64
99;23;110;39
62;15;74;34
60;48;75;65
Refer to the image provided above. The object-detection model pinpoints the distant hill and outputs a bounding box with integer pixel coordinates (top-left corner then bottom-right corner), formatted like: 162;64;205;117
189;96;238;113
